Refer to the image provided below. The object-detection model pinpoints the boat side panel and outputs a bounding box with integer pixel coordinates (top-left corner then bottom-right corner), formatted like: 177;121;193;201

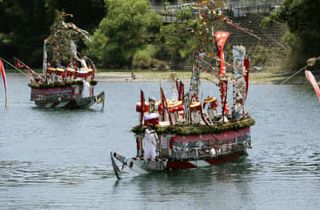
166;151;246;170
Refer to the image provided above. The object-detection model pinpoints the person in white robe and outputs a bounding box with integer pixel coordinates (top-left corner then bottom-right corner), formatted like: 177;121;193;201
82;79;91;97
143;128;158;161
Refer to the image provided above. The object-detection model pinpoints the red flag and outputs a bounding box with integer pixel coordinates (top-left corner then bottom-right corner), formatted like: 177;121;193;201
15;59;24;69
305;70;320;102
178;81;184;103
214;31;230;77
140;90;145;125
219;80;228;117
0;59;8;107
160;87;173;125
215;31;230;116
244;57;250;99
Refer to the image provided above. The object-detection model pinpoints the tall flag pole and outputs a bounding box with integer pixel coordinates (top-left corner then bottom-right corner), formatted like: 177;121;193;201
178;81;184;103
0;59;8;107
160;87;173;125
140;90;145;125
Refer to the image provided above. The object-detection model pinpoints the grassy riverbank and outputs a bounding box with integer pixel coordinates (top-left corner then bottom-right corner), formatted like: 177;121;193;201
6;68;306;84
96;69;304;84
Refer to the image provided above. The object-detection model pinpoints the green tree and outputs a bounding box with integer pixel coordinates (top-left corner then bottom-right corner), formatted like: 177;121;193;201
89;0;162;67
272;0;320;68
0;0;105;67
158;7;197;66
0;0;56;65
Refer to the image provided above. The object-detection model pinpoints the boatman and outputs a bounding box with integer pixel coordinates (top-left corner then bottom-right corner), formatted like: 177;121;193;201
143;126;158;161
82;79;91;97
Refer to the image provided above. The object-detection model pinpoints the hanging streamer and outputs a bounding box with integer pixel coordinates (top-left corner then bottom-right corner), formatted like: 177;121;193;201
244;57;250;99
214;31;230;77
215;31;229;116
0;59;8;107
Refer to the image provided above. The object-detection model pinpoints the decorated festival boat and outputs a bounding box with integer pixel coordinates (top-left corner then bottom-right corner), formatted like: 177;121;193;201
12;12;104;109
111;1;255;178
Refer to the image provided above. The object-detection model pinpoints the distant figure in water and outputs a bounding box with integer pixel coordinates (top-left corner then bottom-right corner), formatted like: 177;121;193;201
131;72;136;80
143;127;157;161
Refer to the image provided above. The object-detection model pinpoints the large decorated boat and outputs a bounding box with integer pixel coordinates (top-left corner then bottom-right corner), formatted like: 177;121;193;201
110;1;255;179
14;12;104;109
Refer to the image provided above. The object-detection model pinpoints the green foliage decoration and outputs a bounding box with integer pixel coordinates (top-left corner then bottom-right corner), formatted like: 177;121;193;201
29;79;97;89
131;117;255;136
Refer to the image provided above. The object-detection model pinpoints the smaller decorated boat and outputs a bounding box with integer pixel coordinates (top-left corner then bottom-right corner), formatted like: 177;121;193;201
14;12;104;109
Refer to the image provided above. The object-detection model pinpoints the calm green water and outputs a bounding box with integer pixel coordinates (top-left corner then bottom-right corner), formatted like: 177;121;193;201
1;74;320;210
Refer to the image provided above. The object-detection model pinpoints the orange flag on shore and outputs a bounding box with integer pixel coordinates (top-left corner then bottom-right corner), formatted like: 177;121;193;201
0;59;8;107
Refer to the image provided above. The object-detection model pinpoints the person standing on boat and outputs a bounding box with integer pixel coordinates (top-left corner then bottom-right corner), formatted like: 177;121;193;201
82;79;91;97
143;126;158;161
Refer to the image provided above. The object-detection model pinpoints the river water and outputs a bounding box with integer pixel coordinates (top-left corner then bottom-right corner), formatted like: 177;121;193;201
0;74;320;210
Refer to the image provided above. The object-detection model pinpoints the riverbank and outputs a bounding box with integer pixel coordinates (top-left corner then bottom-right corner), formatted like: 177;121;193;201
6;69;306;84
95;70;306;84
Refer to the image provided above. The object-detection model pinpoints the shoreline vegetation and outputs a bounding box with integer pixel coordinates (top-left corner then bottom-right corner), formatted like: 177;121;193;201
7;69;307;85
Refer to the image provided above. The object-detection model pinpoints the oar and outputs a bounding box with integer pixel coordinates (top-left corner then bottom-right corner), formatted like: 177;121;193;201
248;56;320;111
110;152;122;180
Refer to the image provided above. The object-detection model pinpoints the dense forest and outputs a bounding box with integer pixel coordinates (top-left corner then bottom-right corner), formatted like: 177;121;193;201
0;0;105;66
0;0;319;70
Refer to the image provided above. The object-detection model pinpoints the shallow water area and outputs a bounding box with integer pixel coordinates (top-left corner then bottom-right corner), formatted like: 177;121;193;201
1;74;320;209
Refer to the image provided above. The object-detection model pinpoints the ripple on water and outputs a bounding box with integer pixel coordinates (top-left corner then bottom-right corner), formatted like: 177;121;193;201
0;160;112;187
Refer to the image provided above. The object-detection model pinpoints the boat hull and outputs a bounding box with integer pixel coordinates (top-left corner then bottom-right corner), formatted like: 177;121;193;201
111;123;253;178
166;151;246;169
30;86;104;109
111;149;247;178
34;96;96;109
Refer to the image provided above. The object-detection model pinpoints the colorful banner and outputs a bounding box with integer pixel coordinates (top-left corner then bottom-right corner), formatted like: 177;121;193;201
0;59;8;107
214;31;230;77
305;70;320;102
215;31;230;115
